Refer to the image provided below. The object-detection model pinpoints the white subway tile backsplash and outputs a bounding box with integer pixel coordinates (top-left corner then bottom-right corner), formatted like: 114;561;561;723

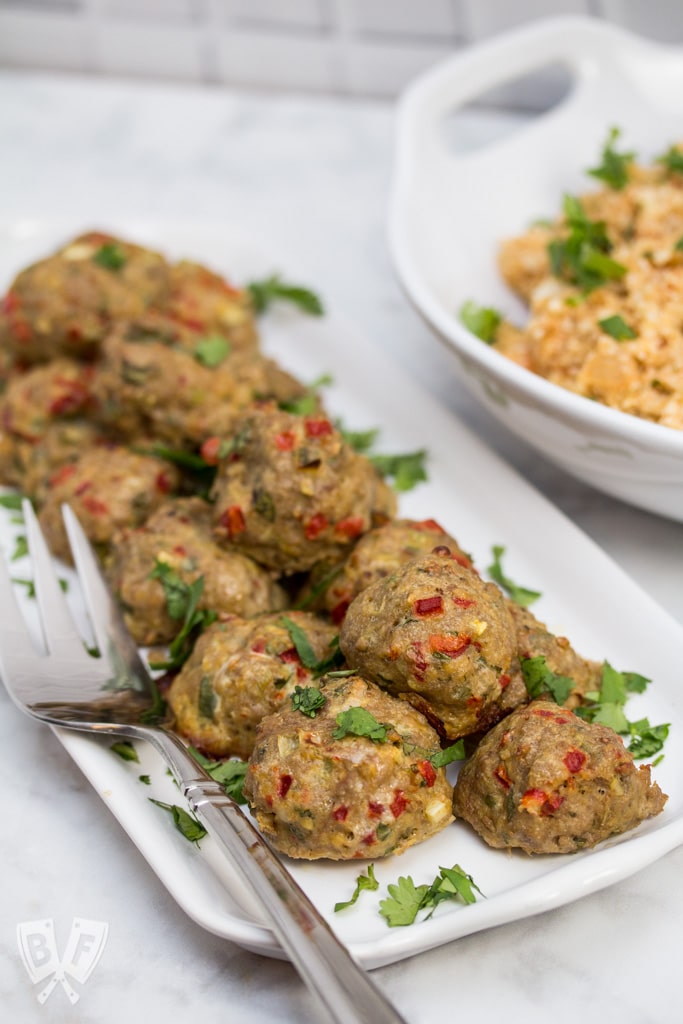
95;22;203;80
215;0;328;31
346;38;456;96
100;0;196;22
216;29;338;90
0;10;88;69
343;0;457;39
598;0;683;42
464;0;590;39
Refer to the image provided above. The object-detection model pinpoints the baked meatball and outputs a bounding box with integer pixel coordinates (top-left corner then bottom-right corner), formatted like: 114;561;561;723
244;674;454;860
453;700;667;854
38;446;180;561
93;323;305;447
166;259;258;354
301;517;473;624
168;611;339;759
0;231;170;361
340;548;516;740
13;421;106;503
0;358;97;443
211;406;397;574
109;497;286;645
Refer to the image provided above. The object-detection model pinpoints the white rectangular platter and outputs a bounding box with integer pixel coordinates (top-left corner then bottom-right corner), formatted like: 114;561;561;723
1;220;682;969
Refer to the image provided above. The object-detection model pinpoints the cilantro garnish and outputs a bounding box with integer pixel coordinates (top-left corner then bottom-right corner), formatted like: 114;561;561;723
291;685;326;718
487;545;541;607
138;774;151;785
294;564;343;611
247;274;324;317
194;335;231;368
548;195;626;293
572;663;668;760
0;493;25;511
370;450;427;492
333;707;388;743
459;300;502;344
93;242;127;271
429;740;466;768
198;676;217;721
280;373;333;416
657;145;683;175
110;740;139;763
189;746;249;804
338;424;380;453
279;616;344;675
587;127;635;191
334;865;379;912
11;576;68;598
148;561;217;670
149;799;207;845
379;865;483;928
598;314;637;341
11;534;28;561
521;656;574;705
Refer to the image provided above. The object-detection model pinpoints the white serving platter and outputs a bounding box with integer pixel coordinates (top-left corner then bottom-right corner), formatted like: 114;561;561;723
1;220;682;969
389;16;683;521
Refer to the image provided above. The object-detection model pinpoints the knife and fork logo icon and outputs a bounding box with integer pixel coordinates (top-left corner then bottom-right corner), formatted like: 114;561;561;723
17;917;108;1004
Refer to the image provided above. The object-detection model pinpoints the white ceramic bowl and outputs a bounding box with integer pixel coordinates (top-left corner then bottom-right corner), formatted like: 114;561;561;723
389;15;683;521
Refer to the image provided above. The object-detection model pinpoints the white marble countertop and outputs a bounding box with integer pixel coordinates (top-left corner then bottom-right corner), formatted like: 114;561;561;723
1;71;682;1024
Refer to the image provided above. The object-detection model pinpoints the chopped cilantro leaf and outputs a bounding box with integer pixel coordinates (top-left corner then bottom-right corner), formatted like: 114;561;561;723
110;740;139;763
11;534;28;561
149;799;207;845
657;145;683;175
429;740;466;768
548;195;626;293
334;865;379;912
291;685;326;718
294;564;343;611
675;237;683;252
379;865;482;927
573;663;668;759
279;616;343;675
148;561;217;670
11;576;68;598
198;676;217;720
333;707;388;743
598;315;637;340
622;671;651;694
627;720;670;760
459;300;502;344
338;423;380;454
370;450;427;492
487;545;541;607
138;774;151;785
194;335;231;368
279;373;332;416
521;656;574;704
247;274;324;317
189;746;248;803
587;127;635;191
93;242;127;271
0;493;25;511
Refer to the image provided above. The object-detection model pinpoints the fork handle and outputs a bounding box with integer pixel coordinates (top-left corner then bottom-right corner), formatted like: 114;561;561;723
148;728;408;1024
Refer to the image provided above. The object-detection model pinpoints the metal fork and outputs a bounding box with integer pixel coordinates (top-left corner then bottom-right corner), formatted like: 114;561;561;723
0;501;407;1024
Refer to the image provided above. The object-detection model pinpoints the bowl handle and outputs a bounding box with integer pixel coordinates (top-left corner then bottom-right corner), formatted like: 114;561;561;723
395;16;639;169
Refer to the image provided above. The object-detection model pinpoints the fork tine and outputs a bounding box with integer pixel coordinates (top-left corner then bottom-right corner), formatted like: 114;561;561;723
0;543;38;661
23;500;84;656
61;503;147;671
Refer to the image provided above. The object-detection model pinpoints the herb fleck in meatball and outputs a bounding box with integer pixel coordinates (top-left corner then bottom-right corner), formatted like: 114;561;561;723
166;259;258;354
168;612;339;759
109;497;286;645
38;446;180;561
340;548;516;740
0;231;171;361
93;321;305;448
211;406;396;574
244;674;454;860
453;700;667;854
301;517;473;624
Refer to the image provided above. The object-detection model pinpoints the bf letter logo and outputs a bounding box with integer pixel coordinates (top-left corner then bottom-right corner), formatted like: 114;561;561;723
17;918;108;1004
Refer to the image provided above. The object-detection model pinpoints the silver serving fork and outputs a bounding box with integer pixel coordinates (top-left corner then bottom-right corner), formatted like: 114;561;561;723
0;501;407;1024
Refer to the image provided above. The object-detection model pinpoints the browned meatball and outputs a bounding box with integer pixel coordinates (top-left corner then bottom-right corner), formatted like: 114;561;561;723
453;700;667;854
109;497;286;645
15;421;106;504
93;323;305;447
244;674;454;860
0;358;98;443
38;446;180;561
168;612;339;759
0;231;171;361
340;548;517;740
166;259;258;354
211;405;397;574
301;517;473;624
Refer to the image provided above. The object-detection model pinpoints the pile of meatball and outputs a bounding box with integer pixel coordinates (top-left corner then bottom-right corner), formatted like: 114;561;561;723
0;232;666;862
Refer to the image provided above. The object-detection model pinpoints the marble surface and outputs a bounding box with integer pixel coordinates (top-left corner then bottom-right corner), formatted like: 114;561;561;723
1;71;682;1024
